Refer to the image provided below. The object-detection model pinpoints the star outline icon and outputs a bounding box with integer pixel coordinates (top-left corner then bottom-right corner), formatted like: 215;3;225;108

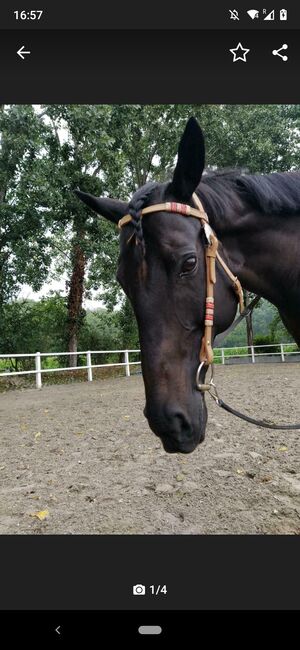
230;42;250;62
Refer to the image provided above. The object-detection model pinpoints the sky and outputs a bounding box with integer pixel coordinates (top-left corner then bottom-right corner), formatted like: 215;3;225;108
19;280;104;310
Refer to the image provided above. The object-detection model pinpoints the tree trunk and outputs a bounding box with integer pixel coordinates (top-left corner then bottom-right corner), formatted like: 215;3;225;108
67;233;86;368
244;291;254;352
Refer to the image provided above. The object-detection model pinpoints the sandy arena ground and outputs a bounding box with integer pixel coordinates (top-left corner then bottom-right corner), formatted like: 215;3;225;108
0;364;300;535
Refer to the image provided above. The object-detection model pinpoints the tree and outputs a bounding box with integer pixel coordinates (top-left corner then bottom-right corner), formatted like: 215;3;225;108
39;105;127;365
0;105;52;313
201;104;300;172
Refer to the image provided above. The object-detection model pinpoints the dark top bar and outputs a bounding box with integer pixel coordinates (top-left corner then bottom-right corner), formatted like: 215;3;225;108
1;30;299;104
0;1;298;29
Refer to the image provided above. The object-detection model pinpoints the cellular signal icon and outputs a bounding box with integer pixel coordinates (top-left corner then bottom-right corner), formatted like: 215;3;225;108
264;9;275;21
247;9;259;19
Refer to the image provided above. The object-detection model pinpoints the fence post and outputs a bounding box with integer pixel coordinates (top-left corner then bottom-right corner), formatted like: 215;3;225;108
124;350;130;377
87;351;93;381
35;351;42;389
221;349;225;365
280;344;285;362
251;346;255;363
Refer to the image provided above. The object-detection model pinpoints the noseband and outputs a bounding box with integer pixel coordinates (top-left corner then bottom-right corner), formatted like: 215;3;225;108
118;192;244;369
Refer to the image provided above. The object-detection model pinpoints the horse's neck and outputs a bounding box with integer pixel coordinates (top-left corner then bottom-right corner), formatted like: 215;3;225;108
211;209;300;309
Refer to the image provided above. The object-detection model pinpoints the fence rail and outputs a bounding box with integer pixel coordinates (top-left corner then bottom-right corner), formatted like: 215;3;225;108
0;349;141;389
214;342;299;365
0;343;298;389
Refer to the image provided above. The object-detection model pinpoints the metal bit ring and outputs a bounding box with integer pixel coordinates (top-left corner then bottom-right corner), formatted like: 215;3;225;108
196;361;213;391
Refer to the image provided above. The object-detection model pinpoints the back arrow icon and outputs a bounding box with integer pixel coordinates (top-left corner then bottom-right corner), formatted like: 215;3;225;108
17;46;31;60
55;626;61;635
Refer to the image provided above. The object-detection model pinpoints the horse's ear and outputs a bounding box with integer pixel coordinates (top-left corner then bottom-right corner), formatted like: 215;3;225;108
171;117;205;201
75;189;128;225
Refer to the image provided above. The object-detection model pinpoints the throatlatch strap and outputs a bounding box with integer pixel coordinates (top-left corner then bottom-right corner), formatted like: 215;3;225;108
216;252;244;313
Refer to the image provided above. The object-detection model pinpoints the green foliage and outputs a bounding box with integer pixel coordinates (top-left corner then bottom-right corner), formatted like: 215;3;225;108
253;334;281;355
0;105;53;306
222;299;288;348
270;310;292;342
193;104;300;172
0;296;68;369
78;309;123;363
118;298;140;350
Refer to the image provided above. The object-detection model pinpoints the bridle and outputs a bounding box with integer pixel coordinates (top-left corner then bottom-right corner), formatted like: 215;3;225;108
118;193;300;430
119;192;244;366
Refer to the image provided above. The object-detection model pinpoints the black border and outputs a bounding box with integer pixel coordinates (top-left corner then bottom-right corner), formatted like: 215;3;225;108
1;536;299;610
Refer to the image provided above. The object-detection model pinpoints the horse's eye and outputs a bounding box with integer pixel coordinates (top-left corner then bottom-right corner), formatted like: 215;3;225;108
180;256;197;276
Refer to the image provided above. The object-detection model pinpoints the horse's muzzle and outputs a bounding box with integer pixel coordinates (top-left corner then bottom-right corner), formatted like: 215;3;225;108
161;434;203;454
144;402;206;454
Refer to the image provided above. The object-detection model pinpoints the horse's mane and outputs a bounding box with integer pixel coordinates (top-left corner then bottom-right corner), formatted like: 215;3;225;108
199;170;300;218
127;171;300;247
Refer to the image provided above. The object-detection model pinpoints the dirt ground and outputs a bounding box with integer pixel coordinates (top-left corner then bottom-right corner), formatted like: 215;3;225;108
1;364;300;535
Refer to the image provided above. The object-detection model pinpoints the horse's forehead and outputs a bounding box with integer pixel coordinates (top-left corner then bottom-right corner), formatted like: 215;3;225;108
143;212;200;249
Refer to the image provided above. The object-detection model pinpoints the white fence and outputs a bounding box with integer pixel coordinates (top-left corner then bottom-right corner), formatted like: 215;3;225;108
0;343;298;389
0;349;141;389
214;342;299;365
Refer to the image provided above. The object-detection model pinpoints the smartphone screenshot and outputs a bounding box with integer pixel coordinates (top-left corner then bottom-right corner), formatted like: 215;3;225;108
0;0;299;640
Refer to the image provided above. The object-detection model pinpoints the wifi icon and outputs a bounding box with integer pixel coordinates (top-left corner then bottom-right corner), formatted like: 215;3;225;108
247;9;259;19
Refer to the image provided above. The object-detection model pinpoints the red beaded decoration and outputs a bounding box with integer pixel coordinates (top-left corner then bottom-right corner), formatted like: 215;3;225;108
166;202;189;216
204;297;214;326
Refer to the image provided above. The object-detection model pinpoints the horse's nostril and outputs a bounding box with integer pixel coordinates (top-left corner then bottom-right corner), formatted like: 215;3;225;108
175;412;189;428
164;407;192;437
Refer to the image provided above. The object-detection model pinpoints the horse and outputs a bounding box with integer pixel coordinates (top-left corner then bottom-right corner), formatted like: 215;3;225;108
76;117;300;454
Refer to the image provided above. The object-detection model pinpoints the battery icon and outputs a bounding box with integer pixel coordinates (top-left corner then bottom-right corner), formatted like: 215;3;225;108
280;9;288;20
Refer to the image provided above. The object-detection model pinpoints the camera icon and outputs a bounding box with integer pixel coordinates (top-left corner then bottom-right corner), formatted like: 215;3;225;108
133;584;146;596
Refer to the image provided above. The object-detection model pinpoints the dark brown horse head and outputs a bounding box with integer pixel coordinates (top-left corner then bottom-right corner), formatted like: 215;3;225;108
76;118;238;453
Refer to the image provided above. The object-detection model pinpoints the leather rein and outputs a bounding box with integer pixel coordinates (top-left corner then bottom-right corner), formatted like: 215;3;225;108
118;193;300;431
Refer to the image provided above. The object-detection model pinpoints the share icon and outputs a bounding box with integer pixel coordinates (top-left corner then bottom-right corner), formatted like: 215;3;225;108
272;44;288;62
